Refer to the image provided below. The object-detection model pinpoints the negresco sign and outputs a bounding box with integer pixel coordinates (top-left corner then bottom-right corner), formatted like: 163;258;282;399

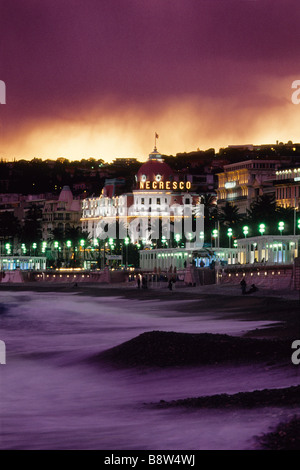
138;181;191;190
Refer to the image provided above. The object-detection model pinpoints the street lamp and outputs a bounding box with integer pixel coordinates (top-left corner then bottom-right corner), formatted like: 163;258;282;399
66;240;71;266
278;221;285;235
80;239;86;266
54;241;59;265
175;233;181;247
5;243;11;255
41;241;47;253
227;228;233;248
259;223;265;235
21;243;26;254
243;226;249;238
32;242;37;256
124;236;130;268
93;238;101;269
108;238;114;257
161;235;168;248
212;229;218;247
298;218;300;230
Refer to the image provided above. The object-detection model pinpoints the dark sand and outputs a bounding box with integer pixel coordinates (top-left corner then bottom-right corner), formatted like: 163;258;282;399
96;330;292;367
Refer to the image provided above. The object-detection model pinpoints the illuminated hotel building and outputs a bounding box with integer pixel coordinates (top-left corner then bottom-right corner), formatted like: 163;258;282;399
274;167;300;209
81;146;202;244
216;160;280;214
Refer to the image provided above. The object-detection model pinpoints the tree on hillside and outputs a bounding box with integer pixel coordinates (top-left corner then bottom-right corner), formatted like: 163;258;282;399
0;212;21;254
0;212;20;241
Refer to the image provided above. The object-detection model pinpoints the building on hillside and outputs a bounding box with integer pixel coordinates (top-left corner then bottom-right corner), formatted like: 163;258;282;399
42;186;81;240
112;158;139;166
181;168;216;194
0;193;49;222
274;166;300;209
216;160;280;214
102;178;126;198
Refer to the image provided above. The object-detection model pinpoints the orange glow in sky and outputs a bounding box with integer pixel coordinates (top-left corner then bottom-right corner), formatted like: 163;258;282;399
1;81;300;163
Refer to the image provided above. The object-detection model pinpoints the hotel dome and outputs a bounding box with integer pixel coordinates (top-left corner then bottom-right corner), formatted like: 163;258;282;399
136;147;174;186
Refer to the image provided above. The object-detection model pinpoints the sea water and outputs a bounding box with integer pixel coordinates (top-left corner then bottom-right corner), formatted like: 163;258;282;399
0;290;299;450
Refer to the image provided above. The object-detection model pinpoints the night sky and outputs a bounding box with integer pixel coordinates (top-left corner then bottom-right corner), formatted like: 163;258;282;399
1;0;300;162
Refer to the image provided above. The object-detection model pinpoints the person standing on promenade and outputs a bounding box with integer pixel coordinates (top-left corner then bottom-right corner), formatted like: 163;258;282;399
240;278;246;295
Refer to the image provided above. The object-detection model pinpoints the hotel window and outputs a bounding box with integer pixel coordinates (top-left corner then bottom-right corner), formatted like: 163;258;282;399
149;198;152;204
157;198;160;205
141;198;144;205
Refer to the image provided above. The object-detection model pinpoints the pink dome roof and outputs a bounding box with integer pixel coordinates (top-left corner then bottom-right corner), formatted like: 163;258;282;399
137;160;174;183
58;185;73;204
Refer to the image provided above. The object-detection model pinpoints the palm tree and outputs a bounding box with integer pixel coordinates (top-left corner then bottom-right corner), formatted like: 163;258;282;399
275;205;296;234
219;202;242;226
247;194;277;222
20;205;42;246
200;194;218;243
65;226;90;267
246;194;277;234
50;227;65;244
200;194;217;218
